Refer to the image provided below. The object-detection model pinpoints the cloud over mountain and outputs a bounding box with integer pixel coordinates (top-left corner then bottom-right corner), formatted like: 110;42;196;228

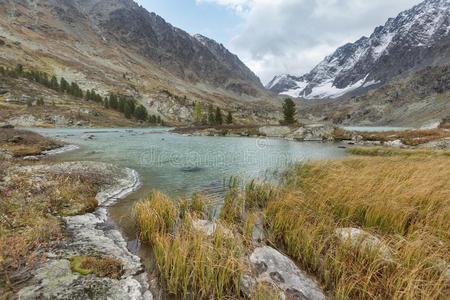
198;0;422;83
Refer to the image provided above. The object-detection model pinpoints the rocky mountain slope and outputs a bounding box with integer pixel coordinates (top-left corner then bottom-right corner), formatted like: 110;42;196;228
268;0;450;100
301;65;450;127
0;0;275;125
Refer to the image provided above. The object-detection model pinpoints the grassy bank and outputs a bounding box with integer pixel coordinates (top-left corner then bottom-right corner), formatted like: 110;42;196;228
0;168;104;294
334;128;450;146
348;146;450;157
0;128;61;157
0;130;114;296
268;156;450;299
136;153;450;299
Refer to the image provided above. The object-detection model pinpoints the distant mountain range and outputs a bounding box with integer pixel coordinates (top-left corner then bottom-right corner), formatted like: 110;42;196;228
267;0;450;100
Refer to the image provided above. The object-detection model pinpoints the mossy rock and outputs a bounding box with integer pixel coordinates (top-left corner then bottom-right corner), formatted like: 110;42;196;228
70;256;123;279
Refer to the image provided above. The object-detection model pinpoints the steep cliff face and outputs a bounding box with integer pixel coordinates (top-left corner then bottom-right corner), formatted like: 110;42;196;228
268;0;450;99
0;0;273;124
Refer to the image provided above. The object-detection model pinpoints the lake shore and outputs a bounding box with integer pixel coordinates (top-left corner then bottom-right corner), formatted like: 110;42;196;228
0;130;151;299
2;127;449;299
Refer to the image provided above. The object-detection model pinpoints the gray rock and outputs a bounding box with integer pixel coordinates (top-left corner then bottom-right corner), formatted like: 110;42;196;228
384;139;404;148
23;156;40;161
192;219;217;236
0;149;13;160
259;126;291;137
18;260;152;300
335;228;392;260
251;216;266;246
7;114;43;127
82;134;96;140
290;124;335;142
245;246;326;300
191;219;233;238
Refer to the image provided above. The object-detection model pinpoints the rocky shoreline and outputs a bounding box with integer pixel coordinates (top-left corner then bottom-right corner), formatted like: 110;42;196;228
14;161;152;299
172;123;450;150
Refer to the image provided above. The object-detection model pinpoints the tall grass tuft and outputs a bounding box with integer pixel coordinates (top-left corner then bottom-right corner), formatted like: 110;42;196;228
136;191;245;299
135;191;178;242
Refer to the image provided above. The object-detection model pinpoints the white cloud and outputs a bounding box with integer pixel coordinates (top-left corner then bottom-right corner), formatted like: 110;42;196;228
198;0;423;84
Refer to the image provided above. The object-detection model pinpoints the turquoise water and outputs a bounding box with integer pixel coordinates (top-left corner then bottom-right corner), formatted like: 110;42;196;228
34;128;347;200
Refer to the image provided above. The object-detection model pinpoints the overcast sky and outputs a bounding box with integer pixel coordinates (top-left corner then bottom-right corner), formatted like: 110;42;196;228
135;0;423;84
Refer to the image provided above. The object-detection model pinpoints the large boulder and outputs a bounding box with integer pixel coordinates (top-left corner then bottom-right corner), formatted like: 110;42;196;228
191;219;233;238
290;124;335;141
192;219;217;236
258;126;291;137
335;228;392;260
243;246;326;300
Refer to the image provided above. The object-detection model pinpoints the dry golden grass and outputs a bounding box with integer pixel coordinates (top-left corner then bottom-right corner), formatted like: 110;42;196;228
267;156;450;299
135;191;177;241
0;128;61;157
135;191;245;299
348;146;450;157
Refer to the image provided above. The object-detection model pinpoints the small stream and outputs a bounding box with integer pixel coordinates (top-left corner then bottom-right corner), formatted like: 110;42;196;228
33;127;348;296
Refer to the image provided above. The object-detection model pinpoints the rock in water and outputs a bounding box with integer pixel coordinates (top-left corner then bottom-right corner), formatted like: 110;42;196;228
244;246;326;300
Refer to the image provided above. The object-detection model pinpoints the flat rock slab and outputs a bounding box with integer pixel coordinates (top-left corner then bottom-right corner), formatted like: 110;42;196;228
247;246;326;300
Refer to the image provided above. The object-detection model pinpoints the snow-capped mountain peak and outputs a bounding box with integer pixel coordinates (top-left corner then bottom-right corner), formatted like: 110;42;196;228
268;0;450;99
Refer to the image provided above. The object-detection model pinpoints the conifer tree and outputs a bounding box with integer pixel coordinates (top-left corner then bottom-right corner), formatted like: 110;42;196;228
50;75;59;91
60;77;69;92
109;94;118;109
134;105;148;121
128;100;136;115
193;101;203;124
85;90;91;101
118;96;126;112
226;112;233;124
282;98;296;125
207;104;215;126
124;102;132;119
215;107;223;125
